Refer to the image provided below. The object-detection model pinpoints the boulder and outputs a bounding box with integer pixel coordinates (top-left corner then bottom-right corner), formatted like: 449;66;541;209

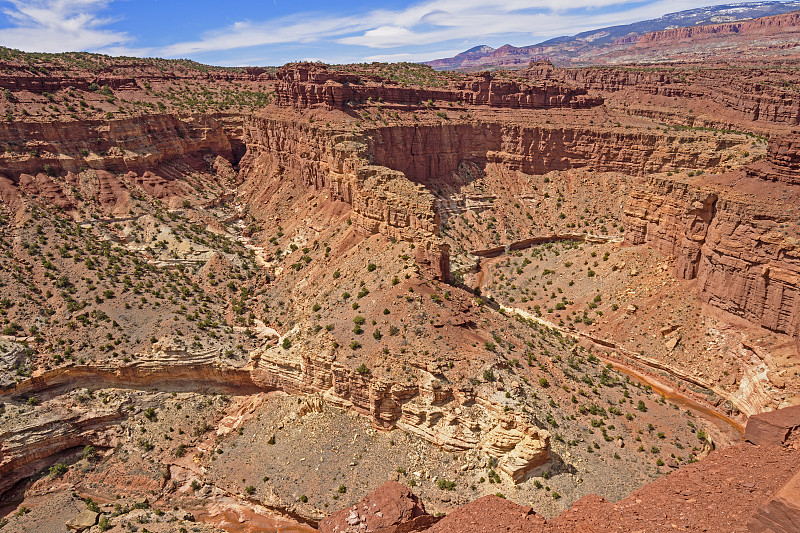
748;470;800;532
318;481;437;533
744;405;800;446
65;510;98;531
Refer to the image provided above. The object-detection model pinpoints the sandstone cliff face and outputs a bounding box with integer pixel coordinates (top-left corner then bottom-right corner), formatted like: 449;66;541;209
530;65;800;127
3;342;551;489
625;176;800;340
251;345;550;484
0;408;122;496
0;113;239;180
238;114;748;283
275;64;601;110
367;123;740;183
528;64;697;97
749;132;800;185
634;11;800;45
238;114;451;281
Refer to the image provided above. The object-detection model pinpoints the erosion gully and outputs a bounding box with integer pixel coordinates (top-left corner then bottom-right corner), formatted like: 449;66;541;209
469;235;745;442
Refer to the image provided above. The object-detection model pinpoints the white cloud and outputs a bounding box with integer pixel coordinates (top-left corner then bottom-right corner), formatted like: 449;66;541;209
0;0;131;52
155;0;732;58
159;14;371;57
0;0;737;63
363;48;466;62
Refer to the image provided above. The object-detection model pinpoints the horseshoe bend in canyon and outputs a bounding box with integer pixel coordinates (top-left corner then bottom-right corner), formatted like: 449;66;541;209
1;3;800;532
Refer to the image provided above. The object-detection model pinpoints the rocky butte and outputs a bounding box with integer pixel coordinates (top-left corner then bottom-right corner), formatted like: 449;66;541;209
0;12;799;532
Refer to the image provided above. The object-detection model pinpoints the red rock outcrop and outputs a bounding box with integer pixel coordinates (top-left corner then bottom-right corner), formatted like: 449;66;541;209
748;132;800;185
423;495;546;532
238;113;451;281
527;64;800;127
0;113;238;180
749;470;800;533
625;174;800;340
17;172;73;211
634;11;800;46
744;404;800;446
239;112;751;284
318;481;437;533
275;63;602;110
367;123;735;182
349;407;800;532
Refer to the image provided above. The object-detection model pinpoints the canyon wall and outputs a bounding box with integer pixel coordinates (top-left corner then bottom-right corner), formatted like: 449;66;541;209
0;113;241;180
529;64;800;127
367;123;742;183
633;11;800;45
275;64;602;110
749;132;800;185
0;64;271;93
238;114;451;281
625;176;800;339
1;344;551;491
238;114;746;283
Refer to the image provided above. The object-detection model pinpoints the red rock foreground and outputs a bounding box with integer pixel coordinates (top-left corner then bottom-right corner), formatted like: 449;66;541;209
320;406;800;533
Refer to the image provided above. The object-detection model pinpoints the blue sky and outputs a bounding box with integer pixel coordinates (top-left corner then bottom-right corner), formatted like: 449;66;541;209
0;0;736;65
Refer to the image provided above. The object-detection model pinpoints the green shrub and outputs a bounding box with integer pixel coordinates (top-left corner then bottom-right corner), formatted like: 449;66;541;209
98;516;112;531
437;479;455;490
49;462;68;477
82;445;97;460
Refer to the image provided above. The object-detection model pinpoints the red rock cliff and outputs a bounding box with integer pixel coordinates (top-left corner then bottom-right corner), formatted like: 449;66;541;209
275;64;602;110
625;175;800;340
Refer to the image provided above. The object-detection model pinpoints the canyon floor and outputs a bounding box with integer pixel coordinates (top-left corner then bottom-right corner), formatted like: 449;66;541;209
0;46;798;533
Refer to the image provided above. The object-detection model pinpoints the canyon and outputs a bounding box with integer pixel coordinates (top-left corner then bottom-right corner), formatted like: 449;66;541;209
0;34;798;533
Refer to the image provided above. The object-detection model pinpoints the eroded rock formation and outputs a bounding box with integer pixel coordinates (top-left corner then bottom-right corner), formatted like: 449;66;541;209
275;63;602;110
625;174;800;340
318;481;437;533
238;113;451;281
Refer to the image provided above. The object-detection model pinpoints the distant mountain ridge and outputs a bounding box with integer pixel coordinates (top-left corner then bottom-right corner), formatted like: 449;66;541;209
425;1;800;70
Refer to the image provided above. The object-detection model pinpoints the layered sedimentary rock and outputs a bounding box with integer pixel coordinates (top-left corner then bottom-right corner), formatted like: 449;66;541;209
255;346;550;484
238;114;451;281
0;113;240;180
749;132;800;185
366;123;737;182
275;64;602;110
633;11;800;46
0;408;122;496
479;412;551;482
2;341;551;489
239;109;750;283
744;404;800;446
529;63;800;127
625;175;800;340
